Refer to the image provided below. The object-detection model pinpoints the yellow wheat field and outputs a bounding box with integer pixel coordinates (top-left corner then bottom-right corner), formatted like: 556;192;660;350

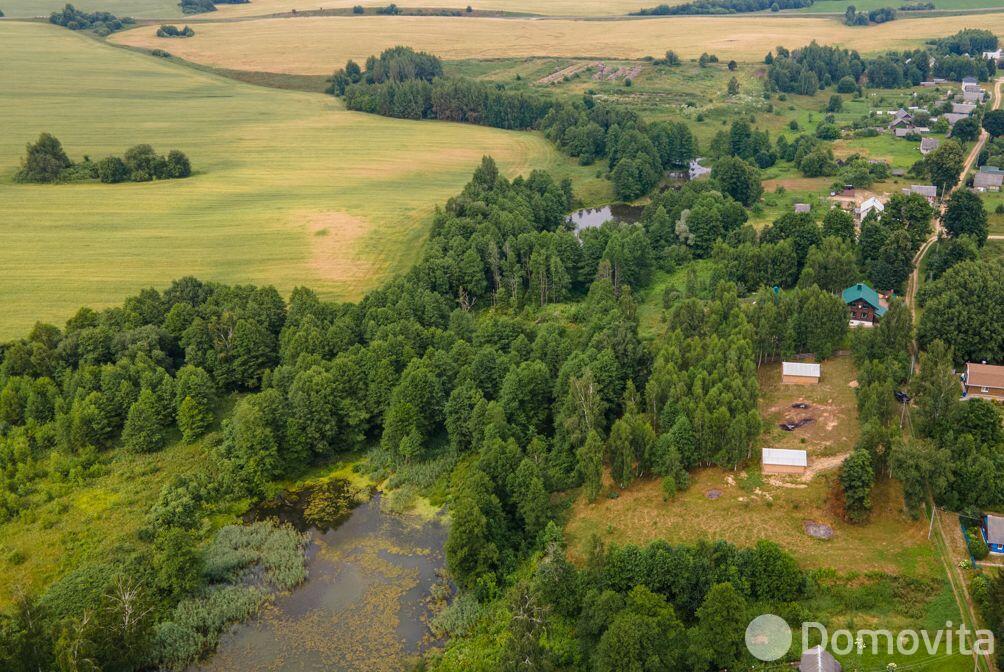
113;13;1004;75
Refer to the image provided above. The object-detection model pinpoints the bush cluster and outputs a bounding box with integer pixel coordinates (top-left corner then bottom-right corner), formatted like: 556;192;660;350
13;134;192;184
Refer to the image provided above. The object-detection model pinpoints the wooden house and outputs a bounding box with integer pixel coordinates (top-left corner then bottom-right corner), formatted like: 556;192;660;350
963;362;1004;400
842;283;887;326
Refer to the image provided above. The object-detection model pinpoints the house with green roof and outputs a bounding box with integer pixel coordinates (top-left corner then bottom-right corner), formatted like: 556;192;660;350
842;283;887;327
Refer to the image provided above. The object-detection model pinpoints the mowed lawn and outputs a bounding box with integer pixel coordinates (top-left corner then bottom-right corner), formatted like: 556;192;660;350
113;12;1004;74
0;23;607;339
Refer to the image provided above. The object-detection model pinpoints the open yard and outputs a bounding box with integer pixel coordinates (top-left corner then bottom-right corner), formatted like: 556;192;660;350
112;12;1004;74
759;355;860;460
0;22;607;339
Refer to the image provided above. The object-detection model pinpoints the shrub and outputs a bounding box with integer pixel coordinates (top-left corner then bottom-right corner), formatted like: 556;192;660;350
966;527;990;560
97;155;129;183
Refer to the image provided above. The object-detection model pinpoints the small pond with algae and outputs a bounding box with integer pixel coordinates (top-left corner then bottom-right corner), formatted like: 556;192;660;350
194;479;448;672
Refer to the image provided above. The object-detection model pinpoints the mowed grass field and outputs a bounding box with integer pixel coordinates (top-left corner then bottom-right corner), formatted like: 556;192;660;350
0;22;608;339
113;12;1004;74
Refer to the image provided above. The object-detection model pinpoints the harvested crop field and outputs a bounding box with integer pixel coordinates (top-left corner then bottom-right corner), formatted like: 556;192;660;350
112;13;1004;74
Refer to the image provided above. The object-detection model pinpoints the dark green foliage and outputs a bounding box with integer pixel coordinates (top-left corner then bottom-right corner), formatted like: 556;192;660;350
49;4;135;34
97;155;129;183
918;259;1004;366
941;189;988;246
632;0;813;15
924;139;965;192
14;135;192;184
711;156;762;206
840;448;875;522
156;24;195;37
14;133;71;183
122;389;167;453
983;109;1004;137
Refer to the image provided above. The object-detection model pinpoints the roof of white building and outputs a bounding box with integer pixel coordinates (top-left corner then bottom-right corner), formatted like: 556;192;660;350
763;448;808;467
782;362;821;378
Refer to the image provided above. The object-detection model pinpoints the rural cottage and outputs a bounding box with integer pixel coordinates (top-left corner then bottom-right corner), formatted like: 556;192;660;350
963;362;1004;400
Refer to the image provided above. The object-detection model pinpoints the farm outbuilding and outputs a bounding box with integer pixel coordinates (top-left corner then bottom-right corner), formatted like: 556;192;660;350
800;646;842;672
984;515;1004;555
762;448;808;475
782;362;820;385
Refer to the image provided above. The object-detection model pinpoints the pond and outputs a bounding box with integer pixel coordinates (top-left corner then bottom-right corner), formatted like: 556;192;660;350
194;482;449;672
566;203;643;233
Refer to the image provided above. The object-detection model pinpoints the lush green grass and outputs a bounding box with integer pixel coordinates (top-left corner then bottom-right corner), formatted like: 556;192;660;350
0;436;213;606
0;22;609;339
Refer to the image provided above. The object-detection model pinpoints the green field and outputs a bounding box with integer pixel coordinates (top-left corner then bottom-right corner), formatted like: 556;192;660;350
0;22;608;339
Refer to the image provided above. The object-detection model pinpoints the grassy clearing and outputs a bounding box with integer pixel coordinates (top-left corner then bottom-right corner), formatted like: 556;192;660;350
0;437;213;607
0;22;608;338
112;12;1004;73
758;355;860;459
980;192;1004;235
634;260;715;339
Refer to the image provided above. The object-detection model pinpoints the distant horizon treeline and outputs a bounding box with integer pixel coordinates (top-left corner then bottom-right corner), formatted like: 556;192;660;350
14;133;192;184
765;31;998;95
327;46;697;200
632;0;812;15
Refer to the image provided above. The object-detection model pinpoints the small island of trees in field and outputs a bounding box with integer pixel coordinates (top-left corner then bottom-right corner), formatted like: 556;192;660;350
179;0;247;14
15;133;192;184
156;24;195;38
49;4;134;35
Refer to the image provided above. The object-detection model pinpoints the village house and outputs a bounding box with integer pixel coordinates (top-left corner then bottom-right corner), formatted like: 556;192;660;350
974;171;1004;191
855;196;884;221
762;448;809;475
887;108;913;130
781;361;820;385
920;137;940;155
983;49;1003;62
689;158;711;180
963;89;985;103
962;362;1004;400
800;646;842;672
843;283;887;326
984;515;1004;555
951;102;977;115
902;184;938;203
794;203;811;214
943;112;970;127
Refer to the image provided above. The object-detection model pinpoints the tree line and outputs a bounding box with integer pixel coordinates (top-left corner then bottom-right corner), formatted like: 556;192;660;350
328;47;697;200
631;0;813;15
156;24;195;37
14;134;192;184
766;32;998;95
